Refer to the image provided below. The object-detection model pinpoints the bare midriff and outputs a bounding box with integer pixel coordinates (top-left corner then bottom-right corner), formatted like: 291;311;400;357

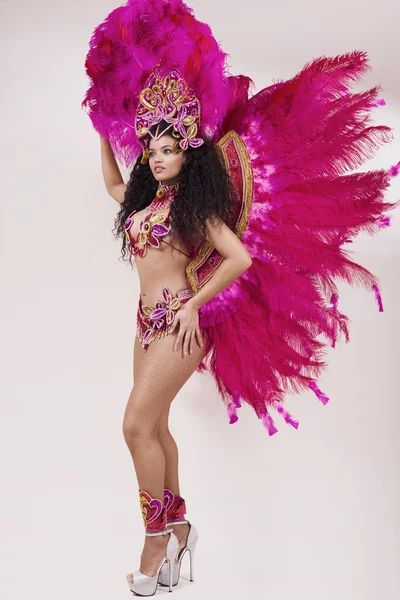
126;205;196;307
123;181;205;307
136;245;192;307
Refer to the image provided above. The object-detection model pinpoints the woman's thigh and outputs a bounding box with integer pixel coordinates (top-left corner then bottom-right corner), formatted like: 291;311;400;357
134;336;170;435
126;331;205;431
133;334;146;383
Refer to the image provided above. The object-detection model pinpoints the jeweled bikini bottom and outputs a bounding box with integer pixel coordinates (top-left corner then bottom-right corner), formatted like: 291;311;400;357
136;285;194;351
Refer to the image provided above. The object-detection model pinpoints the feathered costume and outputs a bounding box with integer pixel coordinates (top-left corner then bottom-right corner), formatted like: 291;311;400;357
83;0;399;435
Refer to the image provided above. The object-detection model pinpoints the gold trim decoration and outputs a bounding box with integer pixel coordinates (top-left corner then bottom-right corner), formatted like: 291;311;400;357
217;130;253;240
140;148;150;164
186;240;216;294
186;130;253;294
173;140;184;154
135;69;203;150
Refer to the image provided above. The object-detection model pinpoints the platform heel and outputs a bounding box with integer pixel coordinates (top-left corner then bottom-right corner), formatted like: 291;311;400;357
126;489;179;596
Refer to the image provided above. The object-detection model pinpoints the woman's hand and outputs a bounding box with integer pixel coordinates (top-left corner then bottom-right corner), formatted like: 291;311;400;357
169;302;203;356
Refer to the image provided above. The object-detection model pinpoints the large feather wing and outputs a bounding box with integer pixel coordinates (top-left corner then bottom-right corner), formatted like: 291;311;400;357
193;51;399;434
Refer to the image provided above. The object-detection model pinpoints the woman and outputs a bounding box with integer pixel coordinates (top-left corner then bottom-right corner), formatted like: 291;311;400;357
99;120;252;595
86;1;398;596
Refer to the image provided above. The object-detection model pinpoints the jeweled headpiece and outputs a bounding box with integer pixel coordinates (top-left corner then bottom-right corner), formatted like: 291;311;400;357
135;68;204;152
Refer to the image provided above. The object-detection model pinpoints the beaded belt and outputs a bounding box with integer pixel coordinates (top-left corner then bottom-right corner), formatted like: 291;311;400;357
136;286;194;350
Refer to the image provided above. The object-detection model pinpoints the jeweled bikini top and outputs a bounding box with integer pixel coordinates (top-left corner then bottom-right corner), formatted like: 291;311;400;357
123;181;191;258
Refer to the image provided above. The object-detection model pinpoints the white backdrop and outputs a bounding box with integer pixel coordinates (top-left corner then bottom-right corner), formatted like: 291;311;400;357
1;1;399;599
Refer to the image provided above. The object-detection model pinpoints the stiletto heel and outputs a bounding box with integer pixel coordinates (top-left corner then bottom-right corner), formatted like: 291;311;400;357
168;556;174;592
158;521;198;587
186;522;198;582
126;490;179;597
158;490;198;587
188;548;194;582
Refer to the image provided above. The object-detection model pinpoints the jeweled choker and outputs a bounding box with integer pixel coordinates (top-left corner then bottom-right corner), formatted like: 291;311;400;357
150;181;179;211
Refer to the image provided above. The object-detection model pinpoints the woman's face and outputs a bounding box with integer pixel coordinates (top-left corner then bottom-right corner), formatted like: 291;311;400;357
148;135;185;184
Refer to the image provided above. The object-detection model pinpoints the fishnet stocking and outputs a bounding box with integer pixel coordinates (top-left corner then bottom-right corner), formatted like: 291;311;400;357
157;407;181;494
133;338;181;494
123;329;205;576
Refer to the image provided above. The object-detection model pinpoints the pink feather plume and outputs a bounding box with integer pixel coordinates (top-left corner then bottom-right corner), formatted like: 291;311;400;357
82;0;230;166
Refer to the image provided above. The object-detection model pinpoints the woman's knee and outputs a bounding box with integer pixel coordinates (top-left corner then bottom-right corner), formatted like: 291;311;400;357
122;403;156;449
156;411;169;437
157;423;177;451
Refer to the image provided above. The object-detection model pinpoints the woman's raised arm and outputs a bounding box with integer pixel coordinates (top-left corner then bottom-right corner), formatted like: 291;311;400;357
100;136;127;204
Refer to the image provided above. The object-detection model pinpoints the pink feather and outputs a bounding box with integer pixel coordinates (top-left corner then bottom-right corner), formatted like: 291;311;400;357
197;51;398;433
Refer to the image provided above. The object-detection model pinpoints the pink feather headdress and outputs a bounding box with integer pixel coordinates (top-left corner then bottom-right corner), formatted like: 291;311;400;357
82;0;231;166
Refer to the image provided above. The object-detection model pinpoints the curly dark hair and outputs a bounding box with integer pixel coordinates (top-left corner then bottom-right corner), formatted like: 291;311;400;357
112;120;233;264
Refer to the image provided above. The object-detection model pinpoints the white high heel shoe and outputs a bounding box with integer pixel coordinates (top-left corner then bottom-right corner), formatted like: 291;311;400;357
126;528;179;596
157;521;199;587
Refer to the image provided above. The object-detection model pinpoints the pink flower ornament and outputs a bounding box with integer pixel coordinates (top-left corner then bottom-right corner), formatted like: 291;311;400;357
141;286;181;345
139;213;170;249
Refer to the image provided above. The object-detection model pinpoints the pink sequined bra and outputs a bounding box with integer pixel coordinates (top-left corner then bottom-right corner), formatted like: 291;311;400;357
123;182;191;259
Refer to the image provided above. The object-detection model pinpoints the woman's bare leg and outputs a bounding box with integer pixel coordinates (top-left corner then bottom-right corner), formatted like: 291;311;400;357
157;406;180;492
134;337;181;495
124;331;204;576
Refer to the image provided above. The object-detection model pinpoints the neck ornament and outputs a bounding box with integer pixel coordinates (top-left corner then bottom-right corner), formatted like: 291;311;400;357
149;181;179;211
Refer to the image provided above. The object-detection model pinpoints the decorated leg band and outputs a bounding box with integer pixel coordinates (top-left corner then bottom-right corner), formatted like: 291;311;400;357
163;488;187;524
139;489;167;533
